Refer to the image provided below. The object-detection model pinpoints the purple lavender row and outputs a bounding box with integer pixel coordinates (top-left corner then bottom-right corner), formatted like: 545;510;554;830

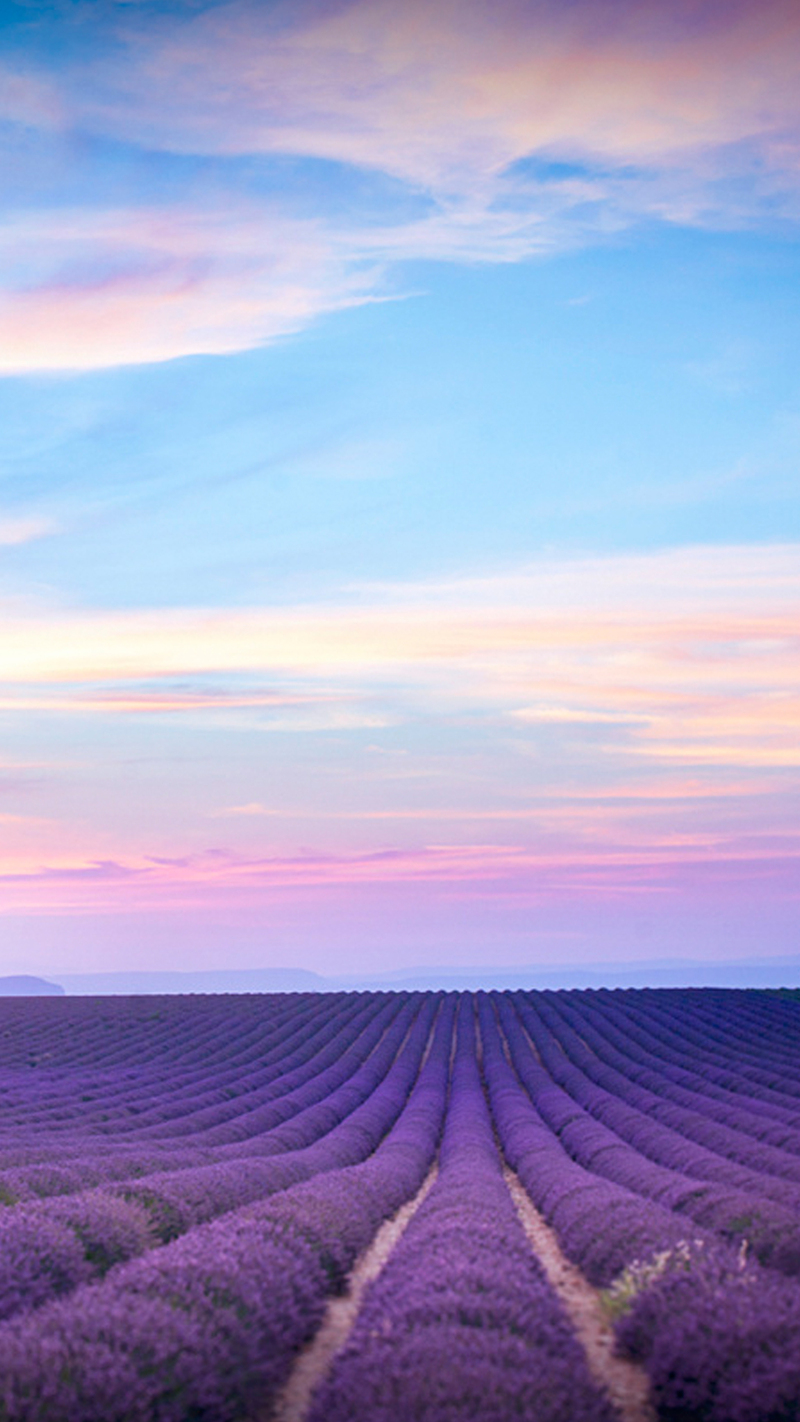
559;991;787;1105
0;993;317;1076
527;995;800;1199
65;994;373;1137
0;999;455;1421
599;989;800;1100
564;992;800;1143
0;1148;217;1209
108;993;434;1235
507;995;800;1273
0;989;380;1166
0;996;396;1197
0;995;437;1323
568;991;800;1142
629;990;800;1111
641;988;800;1074
0;996;400;1208
125;993;404;1144
483;997;800;1419
611;1235;800;1422
0;993;440;1324
0;994;378;1145
307;998;616;1422
0;989;319;1097
113;993;385;1138
0;993;343;1157
477;998;800;1419
562;992;800;1141
479;995;695;1286
205;995;423;1151
536;993;800;1203
0;1193;155;1322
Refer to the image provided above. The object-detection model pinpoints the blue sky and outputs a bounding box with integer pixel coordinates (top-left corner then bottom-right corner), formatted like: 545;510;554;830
0;0;798;976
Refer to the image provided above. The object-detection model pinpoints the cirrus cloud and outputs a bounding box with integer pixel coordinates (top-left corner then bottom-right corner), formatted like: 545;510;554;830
0;543;796;772
1;0;799;371
0;204;380;373
87;0;800;190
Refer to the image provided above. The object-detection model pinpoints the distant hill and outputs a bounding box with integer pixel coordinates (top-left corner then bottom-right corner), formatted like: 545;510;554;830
56;968;328;996
48;955;800;995
0;975;65;997
335;957;800;991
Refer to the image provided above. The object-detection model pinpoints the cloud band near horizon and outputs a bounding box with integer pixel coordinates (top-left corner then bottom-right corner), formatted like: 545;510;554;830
0;542;797;926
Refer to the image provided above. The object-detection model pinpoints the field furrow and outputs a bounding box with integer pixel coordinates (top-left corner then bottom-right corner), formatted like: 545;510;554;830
1;987;799;1420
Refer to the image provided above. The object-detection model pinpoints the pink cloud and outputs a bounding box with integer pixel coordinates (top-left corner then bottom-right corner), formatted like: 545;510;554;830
2;2;799;370
97;0;800;185
0;686;332;714
0;544;795;921
0;64;63;129
0;516;55;546
0;205;378;373
0;838;797;918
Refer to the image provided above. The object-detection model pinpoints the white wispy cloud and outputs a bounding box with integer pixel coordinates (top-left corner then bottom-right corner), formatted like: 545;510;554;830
1;0;798;369
0;515;55;546
0;543;795;770
0;204;380;373
87;0;800;191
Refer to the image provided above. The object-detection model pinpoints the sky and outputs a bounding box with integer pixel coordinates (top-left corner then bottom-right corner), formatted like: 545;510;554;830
0;0;799;979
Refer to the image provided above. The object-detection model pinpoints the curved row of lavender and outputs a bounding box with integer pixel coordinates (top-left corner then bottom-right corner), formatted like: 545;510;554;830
1;987;800;1419
306;999;616;1422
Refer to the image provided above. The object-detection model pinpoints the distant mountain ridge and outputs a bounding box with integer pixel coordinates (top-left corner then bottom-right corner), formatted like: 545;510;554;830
44;955;800;994
54;969;327;996
0;976;65;996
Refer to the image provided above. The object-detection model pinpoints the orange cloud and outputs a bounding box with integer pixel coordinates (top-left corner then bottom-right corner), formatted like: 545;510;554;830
0;544;796;773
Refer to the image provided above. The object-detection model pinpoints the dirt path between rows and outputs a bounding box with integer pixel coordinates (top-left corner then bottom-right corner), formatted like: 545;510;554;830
505;1167;657;1422
268;1164;438;1422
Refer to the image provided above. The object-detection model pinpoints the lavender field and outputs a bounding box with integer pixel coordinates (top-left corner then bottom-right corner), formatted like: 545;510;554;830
1;989;799;1421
